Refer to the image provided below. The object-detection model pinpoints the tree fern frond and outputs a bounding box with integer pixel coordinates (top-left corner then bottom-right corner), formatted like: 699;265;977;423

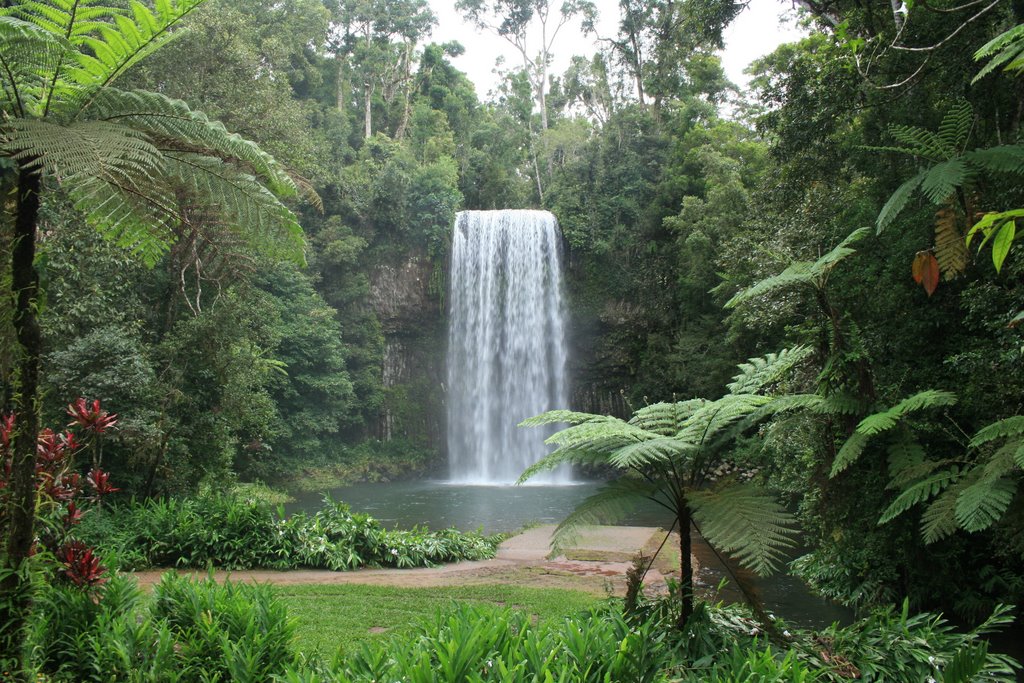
954;475;1017;533
973;23;1024;82
888;124;949;160
857;390;958;437
724;262;813;308
831;431;870;477
6;1;126;43
163;153;305;264
965;145;1024;175
85;88;297;197
629;400;706;435
743;394;827;426
517;445;611;484
936;100;973;155
934;204;969;280
0;16;75;115
878;466;961;525
920;159;970;205
877;169;927;233
681;394;772;446
688;483;798;575
919;486;959;544
63;172;177;266
727;346;811;395
982;442;1021;480
518;409;604;428
550;477;661;554
607;436;694;469
1;117;162;180
540;416;645;449
66;0;204;95
969;415;1024;448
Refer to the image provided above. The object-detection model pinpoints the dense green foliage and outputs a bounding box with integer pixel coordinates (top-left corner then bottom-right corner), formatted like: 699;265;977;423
77;496;500;571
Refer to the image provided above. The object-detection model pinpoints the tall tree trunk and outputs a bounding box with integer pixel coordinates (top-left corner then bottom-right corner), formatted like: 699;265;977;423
0;168;43;681
364;80;373;138
395;42;414;141
676;506;694;630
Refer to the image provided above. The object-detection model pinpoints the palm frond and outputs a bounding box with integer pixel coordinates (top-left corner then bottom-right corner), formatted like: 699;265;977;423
727;346;811;395
550;477;662;554
85;88;297;197
877;169;927;234
688;483;798;575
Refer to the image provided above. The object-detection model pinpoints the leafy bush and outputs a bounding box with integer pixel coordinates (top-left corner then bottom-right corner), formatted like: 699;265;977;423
77;495;501;572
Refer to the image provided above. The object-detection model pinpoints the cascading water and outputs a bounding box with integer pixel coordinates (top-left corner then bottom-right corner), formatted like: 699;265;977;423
446;210;570;485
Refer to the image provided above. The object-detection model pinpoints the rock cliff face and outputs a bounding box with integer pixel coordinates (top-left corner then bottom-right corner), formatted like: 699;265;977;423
368;252;445;449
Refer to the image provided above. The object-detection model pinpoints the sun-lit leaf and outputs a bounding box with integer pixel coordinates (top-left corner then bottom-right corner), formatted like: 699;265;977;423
991;219;1016;273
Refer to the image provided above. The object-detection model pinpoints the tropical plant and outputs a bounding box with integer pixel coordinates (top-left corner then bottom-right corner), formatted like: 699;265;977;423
519;348;813;629
871;100;1024;288
0;0;307;673
835;390;1023;545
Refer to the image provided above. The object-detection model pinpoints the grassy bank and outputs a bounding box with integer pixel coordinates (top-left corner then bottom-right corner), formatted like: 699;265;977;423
280;583;599;655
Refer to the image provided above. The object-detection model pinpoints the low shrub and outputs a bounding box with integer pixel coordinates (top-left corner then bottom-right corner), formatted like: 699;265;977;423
77;495;502;572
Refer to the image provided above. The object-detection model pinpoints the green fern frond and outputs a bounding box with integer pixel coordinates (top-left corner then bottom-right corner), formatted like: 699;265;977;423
517;445;611;484
831;431;870;477
85;89;298;198
878;466;961;525
518;409;604;428
541;416;645;449
0;15;75;115
681;394;772;446
1;117;161;179
163;154;305;264
66;0;204;95
888;124;949;161
877;169;927;234
64;172;177;266
936;100;973;155
744;394;827;426
969;415;1024;448
921;486;960;543
629;400;706;435
954;475;1017;533
6;1;125;43
688;483;798;575
965;145;1024;175
919;159;970;205
550;477;662;554
727;346;811;394
973;23;1024;82
607;436;694;469
724;262;813;308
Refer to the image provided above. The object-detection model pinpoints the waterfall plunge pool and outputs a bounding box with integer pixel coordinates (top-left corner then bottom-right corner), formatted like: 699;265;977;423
285;479;853;630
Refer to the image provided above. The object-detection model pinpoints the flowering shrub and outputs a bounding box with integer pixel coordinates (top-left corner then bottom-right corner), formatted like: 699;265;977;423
0;398;118;590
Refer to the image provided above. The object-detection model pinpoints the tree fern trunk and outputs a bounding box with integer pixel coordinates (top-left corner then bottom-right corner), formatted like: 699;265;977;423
0;168;43;681
676;506;694;630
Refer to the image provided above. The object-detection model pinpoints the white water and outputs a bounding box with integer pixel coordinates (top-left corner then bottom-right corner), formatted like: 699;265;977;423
446;210;570;485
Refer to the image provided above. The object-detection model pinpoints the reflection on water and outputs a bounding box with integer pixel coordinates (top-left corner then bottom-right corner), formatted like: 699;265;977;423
286;479;853;630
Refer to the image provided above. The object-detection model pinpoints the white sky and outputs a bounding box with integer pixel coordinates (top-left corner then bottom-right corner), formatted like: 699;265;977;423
427;0;807;99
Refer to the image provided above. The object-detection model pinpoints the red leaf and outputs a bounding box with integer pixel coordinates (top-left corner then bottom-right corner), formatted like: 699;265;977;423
912;251;940;296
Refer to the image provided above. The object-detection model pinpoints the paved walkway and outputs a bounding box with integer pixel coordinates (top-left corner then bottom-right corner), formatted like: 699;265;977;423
130;525;686;596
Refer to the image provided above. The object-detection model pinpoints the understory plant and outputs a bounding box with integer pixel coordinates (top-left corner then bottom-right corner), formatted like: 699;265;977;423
77;495;501;572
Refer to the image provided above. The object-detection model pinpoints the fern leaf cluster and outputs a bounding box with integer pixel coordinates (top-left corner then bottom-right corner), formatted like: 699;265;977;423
727;346;811;394
689;483;798;575
973;22;1024;82
933;204;969;280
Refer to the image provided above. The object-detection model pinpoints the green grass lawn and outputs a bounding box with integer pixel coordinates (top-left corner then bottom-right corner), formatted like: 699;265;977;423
279;583;600;656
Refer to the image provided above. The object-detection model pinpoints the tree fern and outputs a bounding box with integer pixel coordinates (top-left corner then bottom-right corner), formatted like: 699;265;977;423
968;415;1024;448
878;466;961;525
727;346;811;395
973;22;1024;83
688;483;798;575
629;399;706;435
831;390;957;476
921;486;960;543
549;477;663;555
954;475;1017;533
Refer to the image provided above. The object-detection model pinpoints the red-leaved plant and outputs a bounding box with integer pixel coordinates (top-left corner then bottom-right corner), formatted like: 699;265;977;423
0;399;118;590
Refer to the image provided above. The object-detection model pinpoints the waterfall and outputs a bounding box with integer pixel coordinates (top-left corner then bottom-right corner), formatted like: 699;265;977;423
447;210;570;485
